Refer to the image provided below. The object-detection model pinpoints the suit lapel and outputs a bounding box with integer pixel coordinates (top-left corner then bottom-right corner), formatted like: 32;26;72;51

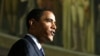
24;35;43;56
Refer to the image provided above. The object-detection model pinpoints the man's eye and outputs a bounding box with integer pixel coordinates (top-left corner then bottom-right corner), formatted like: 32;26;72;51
46;19;52;22
47;19;52;22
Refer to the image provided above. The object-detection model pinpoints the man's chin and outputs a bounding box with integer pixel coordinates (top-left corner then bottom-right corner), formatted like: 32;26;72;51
43;36;54;42
48;36;54;42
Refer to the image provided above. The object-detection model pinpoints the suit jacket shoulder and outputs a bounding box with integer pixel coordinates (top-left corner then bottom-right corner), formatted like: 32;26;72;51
8;35;42;56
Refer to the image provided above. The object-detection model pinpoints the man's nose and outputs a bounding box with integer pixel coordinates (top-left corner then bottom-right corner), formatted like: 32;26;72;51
51;23;57;30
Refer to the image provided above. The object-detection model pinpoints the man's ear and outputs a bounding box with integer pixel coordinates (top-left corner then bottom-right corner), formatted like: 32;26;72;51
29;19;35;26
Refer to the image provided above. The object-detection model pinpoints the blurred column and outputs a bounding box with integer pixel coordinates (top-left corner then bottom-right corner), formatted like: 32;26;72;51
0;0;4;29
62;0;71;49
86;0;94;53
62;0;94;54
4;0;18;34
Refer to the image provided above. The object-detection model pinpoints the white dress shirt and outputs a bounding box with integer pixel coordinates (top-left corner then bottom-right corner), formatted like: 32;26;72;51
27;34;42;50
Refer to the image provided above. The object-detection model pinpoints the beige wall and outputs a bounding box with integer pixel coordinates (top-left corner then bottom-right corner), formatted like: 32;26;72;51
43;44;96;56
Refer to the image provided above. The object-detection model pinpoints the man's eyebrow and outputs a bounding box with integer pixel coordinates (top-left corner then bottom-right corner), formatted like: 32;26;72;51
45;18;52;20
45;18;52;19
45;18;51;20
45;18;56;22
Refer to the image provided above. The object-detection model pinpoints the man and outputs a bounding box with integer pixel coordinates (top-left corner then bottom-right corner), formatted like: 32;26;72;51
8;8;57;56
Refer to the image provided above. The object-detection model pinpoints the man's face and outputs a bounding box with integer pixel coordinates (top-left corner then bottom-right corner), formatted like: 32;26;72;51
30;11;57;43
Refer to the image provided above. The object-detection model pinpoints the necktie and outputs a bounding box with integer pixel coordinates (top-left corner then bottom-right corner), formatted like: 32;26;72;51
40;48;45;56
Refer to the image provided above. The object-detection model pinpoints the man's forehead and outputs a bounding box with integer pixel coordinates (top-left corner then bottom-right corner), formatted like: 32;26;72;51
42;11;56;21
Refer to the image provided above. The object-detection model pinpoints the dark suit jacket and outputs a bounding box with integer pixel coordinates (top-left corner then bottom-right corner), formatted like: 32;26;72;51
8;35;43;56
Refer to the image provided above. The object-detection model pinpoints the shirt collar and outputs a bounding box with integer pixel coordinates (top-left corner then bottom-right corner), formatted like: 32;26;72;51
27;34;42;50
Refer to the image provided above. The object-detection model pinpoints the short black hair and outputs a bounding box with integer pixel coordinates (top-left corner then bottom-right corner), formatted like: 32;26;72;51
26;8;53;29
